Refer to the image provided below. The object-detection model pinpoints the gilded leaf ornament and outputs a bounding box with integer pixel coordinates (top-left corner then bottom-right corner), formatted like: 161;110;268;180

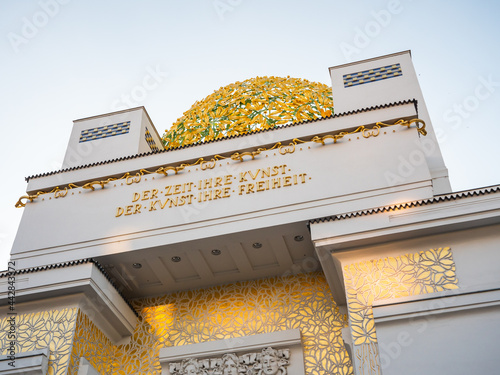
0;308;78;375
344;247;458;346
162;76;334;149
68;272;352;374
1;273;350;374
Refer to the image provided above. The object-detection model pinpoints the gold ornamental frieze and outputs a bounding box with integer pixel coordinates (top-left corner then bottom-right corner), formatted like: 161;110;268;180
15;119;426;209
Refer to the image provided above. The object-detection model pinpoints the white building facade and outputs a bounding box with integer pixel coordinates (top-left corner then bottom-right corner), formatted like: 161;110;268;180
1;51;499;375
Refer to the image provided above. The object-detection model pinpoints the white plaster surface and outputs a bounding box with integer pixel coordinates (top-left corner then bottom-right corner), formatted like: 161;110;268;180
0;262;137;344
28;103;417;193
375;301;500;375
329;51;450;194
13;124;432;269
77;357;100;375
0;348;49;375
62;107;161;169
314;207;500;374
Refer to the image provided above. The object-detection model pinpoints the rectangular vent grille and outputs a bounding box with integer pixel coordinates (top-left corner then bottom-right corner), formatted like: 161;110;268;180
343;63;402;88
79;121;130;143
145;127;160;151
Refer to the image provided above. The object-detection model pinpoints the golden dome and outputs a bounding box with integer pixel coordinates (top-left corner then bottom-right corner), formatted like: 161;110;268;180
162;76;333;149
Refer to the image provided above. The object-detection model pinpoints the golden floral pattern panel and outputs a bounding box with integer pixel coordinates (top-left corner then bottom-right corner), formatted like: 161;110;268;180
162;76;334;148
9;273;351;374
68;310;115;375
68;309;160;375
344;246;459;346
134;272;352;375
0;308;78;375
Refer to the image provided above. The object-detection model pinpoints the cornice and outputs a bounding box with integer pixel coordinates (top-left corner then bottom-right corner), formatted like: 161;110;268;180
25;99;418;182
309;185;500;224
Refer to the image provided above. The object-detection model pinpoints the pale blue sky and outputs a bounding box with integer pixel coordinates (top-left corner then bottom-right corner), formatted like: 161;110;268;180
1;0;499;269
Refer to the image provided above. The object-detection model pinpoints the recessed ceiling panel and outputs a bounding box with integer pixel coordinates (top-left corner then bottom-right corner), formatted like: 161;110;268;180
200;246;239;275
241;239;279;270
160;252;200;282
283;232;315;263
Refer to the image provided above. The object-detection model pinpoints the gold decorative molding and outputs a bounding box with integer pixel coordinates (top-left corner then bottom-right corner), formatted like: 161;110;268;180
344;247;458;347
15;118;425;208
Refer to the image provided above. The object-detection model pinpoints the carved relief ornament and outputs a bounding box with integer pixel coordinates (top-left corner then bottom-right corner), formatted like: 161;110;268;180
169;347;290;375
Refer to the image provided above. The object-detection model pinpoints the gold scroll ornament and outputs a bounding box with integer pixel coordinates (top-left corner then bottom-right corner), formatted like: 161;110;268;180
15;118;426;208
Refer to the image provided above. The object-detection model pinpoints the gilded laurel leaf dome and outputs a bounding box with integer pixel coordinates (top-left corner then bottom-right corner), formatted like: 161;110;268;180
162;76;333;149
